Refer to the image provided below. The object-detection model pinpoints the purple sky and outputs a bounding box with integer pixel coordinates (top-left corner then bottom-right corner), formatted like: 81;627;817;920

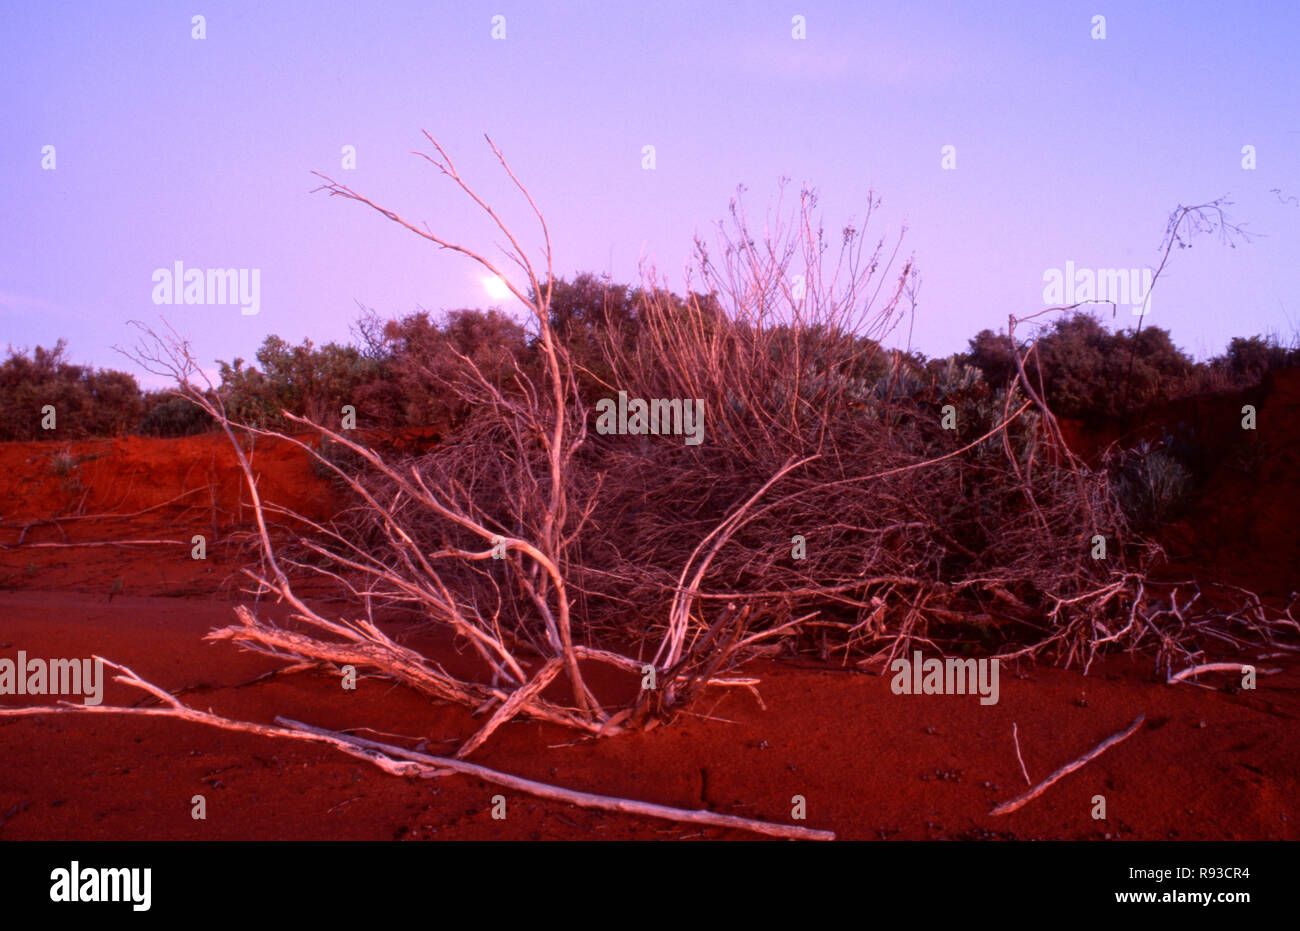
4;0;1298;388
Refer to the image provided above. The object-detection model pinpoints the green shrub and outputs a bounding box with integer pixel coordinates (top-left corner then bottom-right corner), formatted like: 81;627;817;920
1212;333;1297;381
138;393;214;437
367;307;532;427
966;317;1300;424
964;313;1194;425
217;336;385;430
0;341;143;440
1112;439;1194;525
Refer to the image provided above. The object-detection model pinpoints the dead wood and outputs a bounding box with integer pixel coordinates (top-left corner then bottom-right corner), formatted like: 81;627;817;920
990;714;1146;816
0;657;833;841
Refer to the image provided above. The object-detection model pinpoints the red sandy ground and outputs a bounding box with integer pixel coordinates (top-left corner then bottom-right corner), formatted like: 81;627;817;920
0;392;1296;841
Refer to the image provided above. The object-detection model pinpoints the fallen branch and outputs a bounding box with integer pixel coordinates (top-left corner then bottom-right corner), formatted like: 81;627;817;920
1167;663;1281;685
990;714;1145;816
278;718;833;840
0;657;834;841
2;487;207;532
1;539;190;549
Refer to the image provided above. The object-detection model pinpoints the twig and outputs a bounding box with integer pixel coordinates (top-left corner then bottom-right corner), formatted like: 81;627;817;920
455;657;563;759
990;714;1145;816
1012;722;1031;786
1167;663;1280;685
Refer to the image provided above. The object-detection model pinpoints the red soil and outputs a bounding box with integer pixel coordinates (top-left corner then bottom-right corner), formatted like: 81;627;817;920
0;403;1296;841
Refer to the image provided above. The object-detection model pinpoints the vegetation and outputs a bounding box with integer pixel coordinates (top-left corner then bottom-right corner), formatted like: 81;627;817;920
124;156;1297;729
0;340;142;441
964;314;1298;427
6;306;1295;447
137;392;214;437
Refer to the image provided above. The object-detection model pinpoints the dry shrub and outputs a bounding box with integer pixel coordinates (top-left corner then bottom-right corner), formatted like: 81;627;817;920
130;153;1297;755
555;184;1143;668
344;180;1295;687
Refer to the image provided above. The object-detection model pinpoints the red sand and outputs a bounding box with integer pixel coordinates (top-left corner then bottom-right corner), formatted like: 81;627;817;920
0;386;1296;840
0;590;1294;841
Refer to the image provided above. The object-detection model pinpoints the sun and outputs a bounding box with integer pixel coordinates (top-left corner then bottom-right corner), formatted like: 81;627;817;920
482;275;510;300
